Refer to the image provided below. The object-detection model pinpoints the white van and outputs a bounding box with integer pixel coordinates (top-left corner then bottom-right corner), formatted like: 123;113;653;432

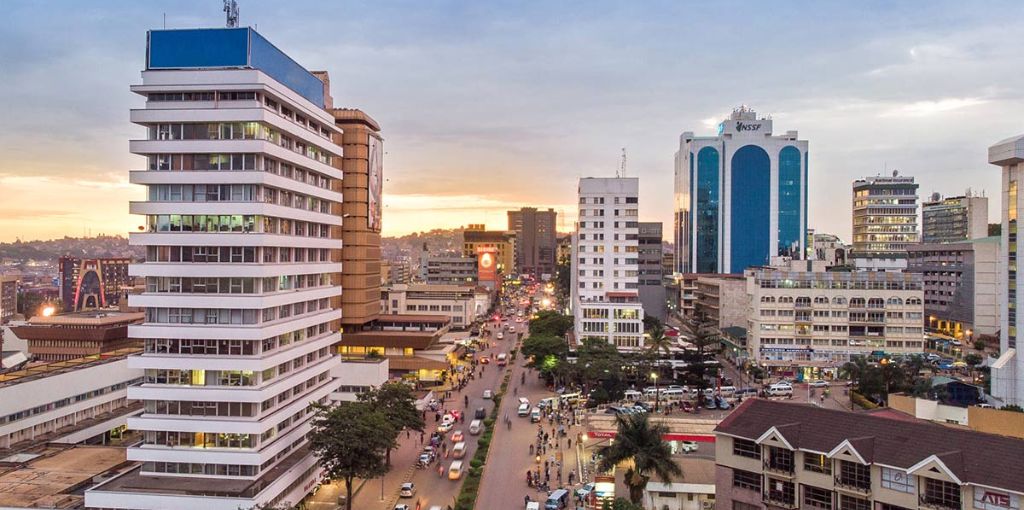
643;387;660;397
560;392;582;405
469;419;483;435
518;403;531;417
768;383;793;396
719;385;737;397
623;390;643;402
660;388;685;401
530;407;542;423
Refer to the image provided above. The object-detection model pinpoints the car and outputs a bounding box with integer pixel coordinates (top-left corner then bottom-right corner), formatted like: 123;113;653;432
483;389;493;399
808;380;829;388
437;422;453;433
394;505;410;510
679;440;698;453
767;382;794;396
496;332;504;340
448;410;462;421
704;397;718;409
475;407;486;420
399;482;416;498
575;482;596;500
681;401;694;413
716;395;731;410
508;325;516;333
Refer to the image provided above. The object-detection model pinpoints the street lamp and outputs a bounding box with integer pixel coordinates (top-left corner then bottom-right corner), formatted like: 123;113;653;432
651;372;659;412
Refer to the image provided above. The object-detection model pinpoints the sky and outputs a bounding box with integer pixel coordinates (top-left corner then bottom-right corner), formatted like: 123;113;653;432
1;0;1022;243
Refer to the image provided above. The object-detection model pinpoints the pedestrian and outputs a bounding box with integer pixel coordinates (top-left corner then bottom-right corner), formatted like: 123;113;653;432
420;432;424;444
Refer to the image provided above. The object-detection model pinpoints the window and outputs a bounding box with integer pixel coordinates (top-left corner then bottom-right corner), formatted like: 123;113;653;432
837;495;870;510
765;478;795;506
765;446;794;473
877;504;912;510
880;467;914;493
921;478;960;509
837;461;871;491
733;438;760;459
732;469;761;492
803;484;833;509
803;453;831;474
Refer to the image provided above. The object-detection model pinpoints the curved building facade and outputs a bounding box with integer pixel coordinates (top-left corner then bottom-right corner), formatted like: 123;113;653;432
673;107;809;274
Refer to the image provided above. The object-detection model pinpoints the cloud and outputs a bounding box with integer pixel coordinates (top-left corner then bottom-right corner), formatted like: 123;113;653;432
882;97;989;117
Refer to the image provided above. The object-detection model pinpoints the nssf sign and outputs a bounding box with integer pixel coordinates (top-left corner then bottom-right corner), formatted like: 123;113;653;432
718;119;771;135
736;121;762;132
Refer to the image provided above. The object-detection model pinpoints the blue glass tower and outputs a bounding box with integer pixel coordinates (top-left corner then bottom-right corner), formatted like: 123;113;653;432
673;106;809;274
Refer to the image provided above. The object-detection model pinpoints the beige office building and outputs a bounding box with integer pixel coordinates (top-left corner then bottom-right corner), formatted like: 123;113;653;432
746;259;924;380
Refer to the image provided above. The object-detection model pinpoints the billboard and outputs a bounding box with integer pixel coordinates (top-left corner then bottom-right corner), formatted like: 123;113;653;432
367;135;383;232
477;247;498;283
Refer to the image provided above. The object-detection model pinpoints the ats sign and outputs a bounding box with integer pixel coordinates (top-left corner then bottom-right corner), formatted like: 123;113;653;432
975;489;1020;510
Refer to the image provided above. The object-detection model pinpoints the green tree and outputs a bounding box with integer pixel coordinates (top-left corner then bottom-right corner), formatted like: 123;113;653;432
602;498;645;510
357;381;425;466
521;334;569;375
973;339;987;351
684;316;719;406
309;402;393;510
529;310;573;337
646;325;673;358
596;413;682;504
642;315;663;333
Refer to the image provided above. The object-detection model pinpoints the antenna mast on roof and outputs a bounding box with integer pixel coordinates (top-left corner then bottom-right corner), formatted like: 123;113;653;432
224;0;239;28
618;147;627;178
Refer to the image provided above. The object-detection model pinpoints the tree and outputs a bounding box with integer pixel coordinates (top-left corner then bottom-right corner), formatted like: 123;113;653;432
529;310;573;338
642;315;663;333
596;413;682;504
973;339;987;351
521;334;569;373
964;353;983;378
602;498;645;510
684;316;719;406
357;381;425;466
646;325;673;358
309;401;393;510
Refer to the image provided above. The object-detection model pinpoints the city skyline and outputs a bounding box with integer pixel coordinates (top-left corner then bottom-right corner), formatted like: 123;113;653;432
3;1;1023;242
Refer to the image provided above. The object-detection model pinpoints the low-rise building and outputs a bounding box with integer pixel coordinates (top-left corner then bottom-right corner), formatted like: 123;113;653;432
715;399;1024;510
0;444;132;509
337;314;454;383
695;274;746;330
9;310;143;362
643;457;716;510
419;255;478;285
382;283;490;329
0;348;142;452
745;258;925;380
906;237;1000;339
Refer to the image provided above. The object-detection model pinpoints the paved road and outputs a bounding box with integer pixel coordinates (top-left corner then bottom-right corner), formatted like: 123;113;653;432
475;341;584;509
389;319;520;510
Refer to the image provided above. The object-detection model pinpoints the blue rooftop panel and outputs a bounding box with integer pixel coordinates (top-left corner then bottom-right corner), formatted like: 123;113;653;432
146;27;324;108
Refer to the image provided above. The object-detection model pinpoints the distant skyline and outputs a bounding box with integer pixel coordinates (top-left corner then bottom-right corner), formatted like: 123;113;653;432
2;1;1022;242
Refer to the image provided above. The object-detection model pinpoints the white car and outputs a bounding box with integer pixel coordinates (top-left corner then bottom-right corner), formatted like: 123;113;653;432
768;383;794;396
399;482;416;498
437;422;453;433
483;389;493;399
808;380;829;388
679;440;698;453
394;506;410;510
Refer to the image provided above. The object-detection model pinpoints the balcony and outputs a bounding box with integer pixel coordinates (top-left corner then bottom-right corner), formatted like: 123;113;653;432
919;495;961;510
762;491;798;509
763;458;795;477
834;476;871;497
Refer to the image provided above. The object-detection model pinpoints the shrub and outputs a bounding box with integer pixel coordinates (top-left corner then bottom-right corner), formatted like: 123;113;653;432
850;391;879;410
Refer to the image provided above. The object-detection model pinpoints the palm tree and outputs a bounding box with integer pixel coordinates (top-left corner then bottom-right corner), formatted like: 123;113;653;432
597;413;682;504
646;325;673;358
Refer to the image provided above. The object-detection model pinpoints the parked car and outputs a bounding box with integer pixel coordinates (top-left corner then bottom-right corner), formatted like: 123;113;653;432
704;398;718;410
399;482;416;498
808;380;829;388
681;401;694;413
767;382;794;396
679;440;698;453
575;482;595;500
716;395;731;410
483;389;493;399
450;430;464;442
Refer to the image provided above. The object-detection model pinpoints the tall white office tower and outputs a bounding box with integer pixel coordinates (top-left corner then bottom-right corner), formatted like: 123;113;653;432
86;28;344;509
673;106;809;274
990;135;1024;407
571;177;645;351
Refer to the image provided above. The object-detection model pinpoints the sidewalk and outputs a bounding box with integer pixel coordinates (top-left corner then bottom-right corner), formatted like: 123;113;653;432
306;432;424;510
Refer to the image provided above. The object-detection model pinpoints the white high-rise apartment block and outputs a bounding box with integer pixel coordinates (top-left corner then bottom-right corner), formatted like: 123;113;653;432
571;177;645;351
989;134;1024;407
86;28;344;509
